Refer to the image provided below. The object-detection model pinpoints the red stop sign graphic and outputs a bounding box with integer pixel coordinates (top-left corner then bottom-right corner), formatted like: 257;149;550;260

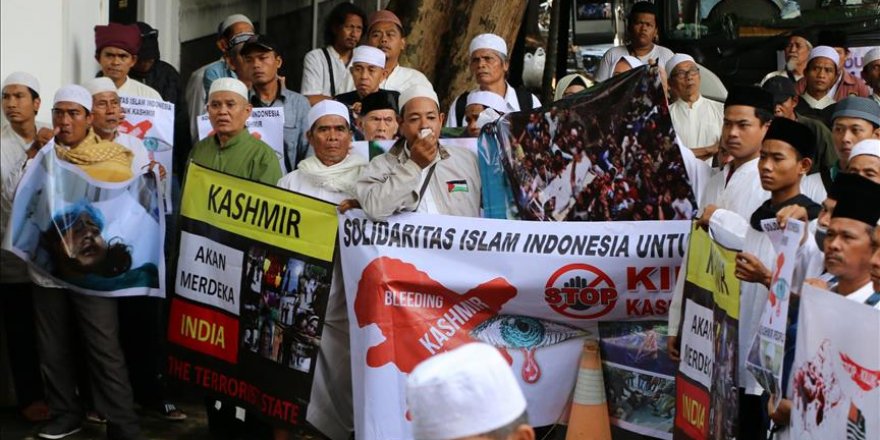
544;263;618;319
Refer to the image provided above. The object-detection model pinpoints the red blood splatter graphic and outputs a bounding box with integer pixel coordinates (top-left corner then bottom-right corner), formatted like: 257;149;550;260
354;257;517;373
840;353;880;392
119;120;153;139
520;348;541;383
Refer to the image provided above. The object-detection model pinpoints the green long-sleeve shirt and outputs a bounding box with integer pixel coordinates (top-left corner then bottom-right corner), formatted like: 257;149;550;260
188;129;282;185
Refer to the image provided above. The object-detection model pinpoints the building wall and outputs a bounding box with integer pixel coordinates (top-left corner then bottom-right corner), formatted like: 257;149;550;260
1;0;108;124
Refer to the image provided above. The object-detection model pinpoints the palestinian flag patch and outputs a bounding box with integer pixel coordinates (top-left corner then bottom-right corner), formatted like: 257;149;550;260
446;180;468;193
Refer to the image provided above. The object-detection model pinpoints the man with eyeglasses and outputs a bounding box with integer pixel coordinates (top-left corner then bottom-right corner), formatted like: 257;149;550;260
188;78;281;185
358;90;400;141
666;54;724;163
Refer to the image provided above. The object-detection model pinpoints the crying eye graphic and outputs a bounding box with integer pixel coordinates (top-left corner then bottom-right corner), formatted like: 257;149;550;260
470;315;588;349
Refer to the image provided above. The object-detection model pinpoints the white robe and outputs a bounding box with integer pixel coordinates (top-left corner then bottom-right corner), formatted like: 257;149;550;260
669;96;724;151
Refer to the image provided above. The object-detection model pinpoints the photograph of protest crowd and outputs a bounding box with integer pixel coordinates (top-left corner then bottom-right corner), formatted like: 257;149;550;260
240;245;330;373
495;67;697;222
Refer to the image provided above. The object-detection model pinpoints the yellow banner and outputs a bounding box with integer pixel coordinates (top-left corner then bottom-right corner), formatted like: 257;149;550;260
685;223;740;318
180;162;338;262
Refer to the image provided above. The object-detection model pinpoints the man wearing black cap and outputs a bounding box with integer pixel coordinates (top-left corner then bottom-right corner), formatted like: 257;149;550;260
358;90;399;141
821;174;880;308
595;1;673;81
240;34;311;173
762;76;836;173
668;85;775;440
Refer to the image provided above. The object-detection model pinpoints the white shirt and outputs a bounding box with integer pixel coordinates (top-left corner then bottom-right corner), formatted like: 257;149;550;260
800;92;835;110
446;82;542;128
595;44;675;82
415;161;440;214
301;46;355;97
118;76;162;100
669;96;724;150
1;123;47;283
799;173;827;204
274;167;354;440
845;282;880;310
671;198;693;220
378;64;432;93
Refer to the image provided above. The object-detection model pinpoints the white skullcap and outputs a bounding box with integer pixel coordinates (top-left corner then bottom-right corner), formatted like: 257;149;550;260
469;33;508;57
220;14;253;35
809;46;840;66
466;90;507;113
665;53;695;75
399;85;439;112
407;343;527;440
619;55;644;69
53;85;92;111
850;139;880;160
83;77;117;97
208;78;248;101
351;45;386;69
2;71;40;95
307;99;350;129
864;47;880;66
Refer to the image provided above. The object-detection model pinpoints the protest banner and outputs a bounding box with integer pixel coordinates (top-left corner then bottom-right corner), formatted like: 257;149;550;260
118;95;175;211
745;218;804;406
197;108;286;171
600;321;677;439
339;209;690;439
3;144;164;297
674;224;740;440
166;162;338;428
479;65;697;221
789;284;880;439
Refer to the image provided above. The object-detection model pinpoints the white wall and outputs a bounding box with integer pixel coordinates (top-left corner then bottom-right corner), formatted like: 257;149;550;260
140;0;182;70
1;0;107;124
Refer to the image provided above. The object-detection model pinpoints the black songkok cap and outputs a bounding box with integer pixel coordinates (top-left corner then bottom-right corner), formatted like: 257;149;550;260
136;22;160;60
725;85;774;114
830;173;880;226
763;117;816;160
628;1;656;19
360;90;400;115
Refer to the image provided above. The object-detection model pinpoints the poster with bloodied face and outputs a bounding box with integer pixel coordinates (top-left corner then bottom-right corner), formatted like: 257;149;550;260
789;285;880;440
339;210;690;439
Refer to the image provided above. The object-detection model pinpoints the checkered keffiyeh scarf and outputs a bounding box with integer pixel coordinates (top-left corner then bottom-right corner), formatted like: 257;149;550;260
55;129;134;182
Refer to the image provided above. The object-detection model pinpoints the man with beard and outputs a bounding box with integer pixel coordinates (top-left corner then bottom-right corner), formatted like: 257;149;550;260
761;33;813;84
82;77;152;176
666;53;723;161
301;2;365;105
595;2;673;81
447;33;540;128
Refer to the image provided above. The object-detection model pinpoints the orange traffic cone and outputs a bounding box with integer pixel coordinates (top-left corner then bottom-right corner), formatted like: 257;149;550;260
566;339;612;440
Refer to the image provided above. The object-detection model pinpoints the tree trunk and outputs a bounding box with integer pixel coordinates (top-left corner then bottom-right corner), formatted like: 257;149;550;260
387;0;529;111
542;0;560;104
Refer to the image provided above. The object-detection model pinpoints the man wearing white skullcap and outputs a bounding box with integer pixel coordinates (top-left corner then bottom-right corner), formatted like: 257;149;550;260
82;77;152;177
847;139;880;182
335;45;400;137
463;91;506;137
188;77;281;185
407;342;535;440
357;85;481;220
612;55;644;76
0;70;53;426
665;54;724;162
797;46;841;112
21;83;143;440
862;47;880;106
447;33;540;128
276;99;365;440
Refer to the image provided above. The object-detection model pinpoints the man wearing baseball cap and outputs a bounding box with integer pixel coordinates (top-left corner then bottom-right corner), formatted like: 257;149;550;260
665;53;724;161
356;85;480;220
862;47;880;106
407;342;535;440
365;10;432;93
447;33;540;128
240;34;311;173
94;22;161;100
188;78;281;185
